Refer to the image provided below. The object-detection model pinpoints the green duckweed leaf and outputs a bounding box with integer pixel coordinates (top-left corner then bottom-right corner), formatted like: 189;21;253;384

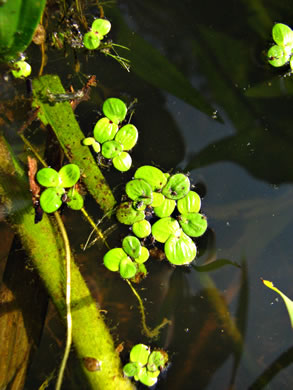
102;97;127;124
115;124;138;150
262;279;293;328
147;351;166;372
103;248;127;272
59;164;80;187
134;165;167;191
152;192;165;208
137;367;158;387
179;212;208;237
39;187;65;213
36;167;60;187
112;151;132;172
130;344;150;365
134;246;150;264
93;117;118;143
101;140;123;159
162;173;190;200
290;56;293;71
66;188;84;210
122;235;141;259
11;60;31;78
82;137;96;146
272;23;293;48
177;190;201;214
267;45;289;67
132;219;151;239
153;197;176;218
119;257;137;279
151;217;180;243
91;18;111;38
116;201;145;225
125;179;153;205
92;141;101;153
123;362;140;378
165;231;197;265
83;31;100;50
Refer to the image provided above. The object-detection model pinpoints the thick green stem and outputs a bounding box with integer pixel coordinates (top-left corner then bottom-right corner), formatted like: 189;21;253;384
0;135;134;390
32;74;116;214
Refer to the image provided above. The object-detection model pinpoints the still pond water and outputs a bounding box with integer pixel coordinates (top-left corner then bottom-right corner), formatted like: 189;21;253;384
3;0;293;389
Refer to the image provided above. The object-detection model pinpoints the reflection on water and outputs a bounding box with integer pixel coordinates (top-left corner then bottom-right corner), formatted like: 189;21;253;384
2;0;293;388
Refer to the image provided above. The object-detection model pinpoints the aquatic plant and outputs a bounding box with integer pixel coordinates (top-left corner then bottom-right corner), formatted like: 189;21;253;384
36;164;83;213
11;59;32;78
112;165;208;267
267;23;293;71
83;18;111;50
83;97;138;172
123;344;168;387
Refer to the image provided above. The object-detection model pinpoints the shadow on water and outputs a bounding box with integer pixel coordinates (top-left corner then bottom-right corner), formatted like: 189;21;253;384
2;0;293;389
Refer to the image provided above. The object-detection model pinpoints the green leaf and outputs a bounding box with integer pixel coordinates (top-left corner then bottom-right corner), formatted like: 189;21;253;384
132;220;151;239
11;60;31;78
101;140;123;159
122;235;141;259
91;18;111;38
130;344;150;365
137;367;158;387
36;167;61;187
112;152;132;172
134;165;167;191
83;31;100;50
67;188;84;210
93;117;118;143
152;192;165;208
134;246;149;264
165;231;197;265
92;141;101;154
115;124;138;151
151;217;180;243
59;164;80;187
177;191;201;214
262;279;293;328
102;98;127;124
82;137;96;146
147;351;167;372
153;197;176;218
119;257;137;279
267;45;289;67
116;201;145;225
272;23;293;47
39;187;65;213
0;0;46;62
179;212;208;237
123;362;140;378
103;248;126;272
162;173;190;200
125;179;153;205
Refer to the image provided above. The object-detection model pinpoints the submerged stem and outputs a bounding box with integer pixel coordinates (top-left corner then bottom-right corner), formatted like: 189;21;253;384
126;280;171;339
54;212;72;390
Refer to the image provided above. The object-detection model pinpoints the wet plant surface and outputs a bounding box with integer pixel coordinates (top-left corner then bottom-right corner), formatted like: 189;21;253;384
2;0;293;389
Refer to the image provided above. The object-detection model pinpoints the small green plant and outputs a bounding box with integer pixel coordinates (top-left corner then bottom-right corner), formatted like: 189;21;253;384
103;236;149;280
11;59;32;78
267;23;293;71
123;344;168;387
36;164;83;213
83;18;111;50
113;165;208;266
83;97;138;172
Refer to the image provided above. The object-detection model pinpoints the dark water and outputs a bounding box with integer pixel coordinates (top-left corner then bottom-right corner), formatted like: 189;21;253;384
3;0;293;389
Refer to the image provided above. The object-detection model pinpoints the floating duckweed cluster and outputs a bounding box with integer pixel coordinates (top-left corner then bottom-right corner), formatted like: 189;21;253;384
104;165;208;278
267;23;293;71
83;18;111;50
36;164;83;213
123;344;168;387
83;97;138;172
